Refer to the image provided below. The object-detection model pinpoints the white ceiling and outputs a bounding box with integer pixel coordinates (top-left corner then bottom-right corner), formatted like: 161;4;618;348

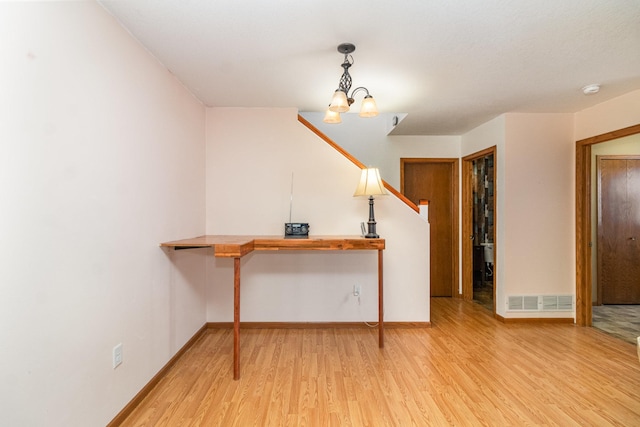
98;0;640;135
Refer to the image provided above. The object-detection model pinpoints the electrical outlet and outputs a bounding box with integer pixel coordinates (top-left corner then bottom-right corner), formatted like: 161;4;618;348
113;343;123;369
353;284;361;297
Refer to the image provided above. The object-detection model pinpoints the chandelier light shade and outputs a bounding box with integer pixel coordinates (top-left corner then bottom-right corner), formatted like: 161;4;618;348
323;107;342;124
359;95;379;118
324;43;379;123
354;167;387;238
329;90;350;113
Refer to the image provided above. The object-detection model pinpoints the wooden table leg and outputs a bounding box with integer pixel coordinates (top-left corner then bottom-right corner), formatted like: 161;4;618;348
233;257;240;380
378;249;384;348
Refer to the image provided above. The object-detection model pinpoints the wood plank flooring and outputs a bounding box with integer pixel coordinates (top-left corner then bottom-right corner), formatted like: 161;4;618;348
117;298;640;426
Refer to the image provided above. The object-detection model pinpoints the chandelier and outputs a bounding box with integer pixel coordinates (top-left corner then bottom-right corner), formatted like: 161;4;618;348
323;43;379;124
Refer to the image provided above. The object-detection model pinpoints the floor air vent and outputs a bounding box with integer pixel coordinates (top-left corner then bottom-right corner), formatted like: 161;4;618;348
508;296;539;311
542;295;573;311
508;295;574;311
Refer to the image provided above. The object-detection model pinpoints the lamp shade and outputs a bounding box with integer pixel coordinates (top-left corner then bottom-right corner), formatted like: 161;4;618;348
354;167;388;197
323;108;342;124
359;95;379;117
329;90;350;113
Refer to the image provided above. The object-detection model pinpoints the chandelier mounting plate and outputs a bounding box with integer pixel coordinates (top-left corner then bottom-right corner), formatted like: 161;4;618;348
337;43;356;54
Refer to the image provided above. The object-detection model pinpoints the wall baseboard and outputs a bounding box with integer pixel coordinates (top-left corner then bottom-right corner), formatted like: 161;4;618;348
495;314;574;324
207;321;431;329
106;324;208;427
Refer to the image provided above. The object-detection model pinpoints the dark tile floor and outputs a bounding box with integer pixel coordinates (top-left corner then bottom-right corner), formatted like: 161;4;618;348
473;282;494;312
592;304;640;345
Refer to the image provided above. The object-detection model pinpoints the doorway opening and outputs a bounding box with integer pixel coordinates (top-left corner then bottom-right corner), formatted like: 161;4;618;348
576;124;640;327
462;147;497;313
591;153;640;344
471;154;495;310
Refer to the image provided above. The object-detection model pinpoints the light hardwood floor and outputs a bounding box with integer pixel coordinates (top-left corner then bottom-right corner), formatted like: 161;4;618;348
117;298;640;426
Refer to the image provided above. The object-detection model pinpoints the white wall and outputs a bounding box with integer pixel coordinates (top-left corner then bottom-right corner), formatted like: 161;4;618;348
385;135;461;188
462;114;577;318
301;112;460;188
574;89;640;141
205;108;430;323
0;2;206;426
461;115;506;298
461;115;505;158
502;114;575;318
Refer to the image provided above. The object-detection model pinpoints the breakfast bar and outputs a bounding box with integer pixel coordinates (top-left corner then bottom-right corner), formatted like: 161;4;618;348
160;235;385;379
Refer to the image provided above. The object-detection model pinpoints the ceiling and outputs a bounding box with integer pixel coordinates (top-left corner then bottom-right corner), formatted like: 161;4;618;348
98;0;640;135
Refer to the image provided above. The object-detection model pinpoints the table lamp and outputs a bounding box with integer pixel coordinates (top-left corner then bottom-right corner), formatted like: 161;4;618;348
354;167;387;238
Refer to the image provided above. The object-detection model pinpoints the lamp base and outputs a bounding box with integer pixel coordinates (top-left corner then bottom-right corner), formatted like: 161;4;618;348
363;196;380;238
364;220;379;239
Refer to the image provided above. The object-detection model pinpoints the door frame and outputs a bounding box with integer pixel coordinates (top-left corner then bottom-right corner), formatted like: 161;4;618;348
575;124;640;326
400;158;459;298
462;146;497;309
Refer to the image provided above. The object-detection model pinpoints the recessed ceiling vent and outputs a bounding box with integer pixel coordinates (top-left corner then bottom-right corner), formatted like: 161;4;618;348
508;295;574;311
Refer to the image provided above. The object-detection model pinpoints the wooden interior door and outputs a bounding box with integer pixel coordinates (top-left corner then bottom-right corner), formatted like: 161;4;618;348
401;159;458;297
597;156;640;304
